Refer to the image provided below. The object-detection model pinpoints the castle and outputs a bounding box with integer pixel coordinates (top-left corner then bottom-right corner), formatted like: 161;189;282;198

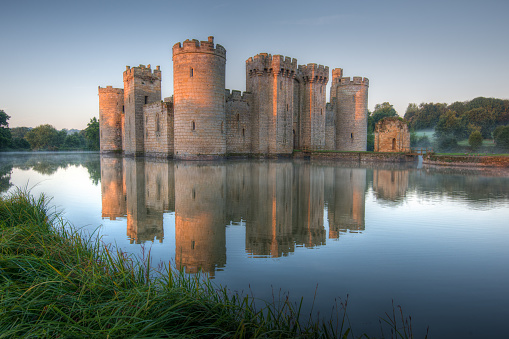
98;36;369;159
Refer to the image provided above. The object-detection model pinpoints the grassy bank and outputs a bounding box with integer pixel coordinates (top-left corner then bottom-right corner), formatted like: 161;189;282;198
0;189;420;338
0;189;351;338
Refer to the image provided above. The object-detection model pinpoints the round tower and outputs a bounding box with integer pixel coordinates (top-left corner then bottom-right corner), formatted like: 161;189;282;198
172;36;226;159
98;86;124;153
334;76;369;151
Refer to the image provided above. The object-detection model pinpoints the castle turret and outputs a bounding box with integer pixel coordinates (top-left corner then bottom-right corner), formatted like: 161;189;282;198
172;36;227;159
123;65;162;156
334;76;369;151
98;86;124;153
298;64;329;150
246;54;297;154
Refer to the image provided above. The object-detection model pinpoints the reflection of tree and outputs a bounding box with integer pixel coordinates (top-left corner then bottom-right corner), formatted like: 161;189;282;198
0;163;13;194
0;153;101;186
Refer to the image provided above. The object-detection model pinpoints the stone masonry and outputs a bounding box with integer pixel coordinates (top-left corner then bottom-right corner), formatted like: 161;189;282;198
99;36;369;158
374;117;410;152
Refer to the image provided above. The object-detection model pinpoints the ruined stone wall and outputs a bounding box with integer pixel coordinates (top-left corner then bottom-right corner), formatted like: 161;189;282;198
246;54;296;155
298;64;329;150
374;118;410;152
98;86;124;153
225;90;252;153
325;103;335;150
334;76;369;151
172;37;226;158
123;65;161;156
143;100;174;158
373;169;409;202
174;163;226;276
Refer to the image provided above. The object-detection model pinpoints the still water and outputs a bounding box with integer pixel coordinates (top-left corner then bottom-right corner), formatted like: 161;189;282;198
1;152;508;338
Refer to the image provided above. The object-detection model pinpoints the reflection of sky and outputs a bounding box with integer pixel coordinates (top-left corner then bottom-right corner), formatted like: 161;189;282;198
3;156;509;338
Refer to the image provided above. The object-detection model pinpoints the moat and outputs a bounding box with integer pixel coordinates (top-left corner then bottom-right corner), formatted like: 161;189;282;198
1;152;508;338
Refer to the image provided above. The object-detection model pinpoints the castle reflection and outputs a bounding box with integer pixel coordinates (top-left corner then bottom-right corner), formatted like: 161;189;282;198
99;157;370;275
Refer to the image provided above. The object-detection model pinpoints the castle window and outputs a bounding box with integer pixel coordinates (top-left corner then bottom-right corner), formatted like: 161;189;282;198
321;108;323;115
236;114;239;122
122;106;124;113
190;68;194;77
156;114;160;133
191;121;195;131
351;133;353;139
242;128;245;137
192;188;196;200
191;240;195;250
280;81;283;90
287;104;289;111
144;96;148;104
221;121;224;134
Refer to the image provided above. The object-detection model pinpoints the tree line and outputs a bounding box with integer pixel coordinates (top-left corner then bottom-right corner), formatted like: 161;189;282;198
0;110;99;151
367;97;509;152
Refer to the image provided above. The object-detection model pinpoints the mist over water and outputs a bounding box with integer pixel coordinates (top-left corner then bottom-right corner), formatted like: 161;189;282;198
1;152;508;338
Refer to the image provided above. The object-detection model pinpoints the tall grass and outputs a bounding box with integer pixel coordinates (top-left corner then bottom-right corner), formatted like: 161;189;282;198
0;188;421;338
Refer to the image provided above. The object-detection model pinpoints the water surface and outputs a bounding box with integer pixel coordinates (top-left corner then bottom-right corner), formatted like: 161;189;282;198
1;152;508;338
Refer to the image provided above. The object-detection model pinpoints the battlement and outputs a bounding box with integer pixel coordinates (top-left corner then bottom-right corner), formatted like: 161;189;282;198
225;89;252;102
338;77;369;86
98;86;124;94
172;36;226;59
298;63;329;84
331;68;343;83
123;64;162;81
246;53;297;77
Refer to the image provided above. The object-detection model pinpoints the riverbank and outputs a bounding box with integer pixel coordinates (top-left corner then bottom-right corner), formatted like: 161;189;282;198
0;189;346;338
423;153;509;168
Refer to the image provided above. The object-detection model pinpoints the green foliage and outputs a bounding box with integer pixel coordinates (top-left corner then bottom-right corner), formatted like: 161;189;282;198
436;136;458;152
367;133;374;151
468;130;483;150
0;110;12;149
494;126;509;150
63;132;87;149
84;117;100;150
25;124;62;150
0;189;359;338
369;102;398;132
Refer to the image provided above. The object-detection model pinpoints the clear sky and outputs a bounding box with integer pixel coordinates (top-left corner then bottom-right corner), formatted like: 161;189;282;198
1;0;508;130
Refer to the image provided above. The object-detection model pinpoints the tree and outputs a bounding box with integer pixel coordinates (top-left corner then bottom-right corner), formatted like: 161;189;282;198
84;117;100;150
369;102;398;132
494;126;509;150
0;110;12;149
25;124;61;150
404;103;419;125
435;110;465;139
468;130;483;151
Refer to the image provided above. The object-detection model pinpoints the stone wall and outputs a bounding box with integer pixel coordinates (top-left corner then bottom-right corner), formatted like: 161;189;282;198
225;90;252;153
298;64;329;150
374;117;410;152
100;156;126;219
334;77;369;151
325;103;335;150
123;65;161;156
143;101;174;157
172;37;226;158
246;54;297;155
98;86;124;153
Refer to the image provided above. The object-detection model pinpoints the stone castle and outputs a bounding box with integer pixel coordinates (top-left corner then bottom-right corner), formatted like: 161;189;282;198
99;36;369;159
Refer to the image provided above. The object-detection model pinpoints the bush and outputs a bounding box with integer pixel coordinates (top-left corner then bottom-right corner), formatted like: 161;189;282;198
468;130;483;151
494;126;509;150
436;136;458;152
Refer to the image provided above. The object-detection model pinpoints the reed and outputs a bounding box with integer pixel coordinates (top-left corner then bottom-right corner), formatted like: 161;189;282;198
0;188;420;338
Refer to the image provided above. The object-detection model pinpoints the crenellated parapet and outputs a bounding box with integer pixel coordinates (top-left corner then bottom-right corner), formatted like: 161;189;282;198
98;85;124;95
172;36;226;59
338;76;369;87
246;53;297;78
225;89;252;102
298;63;329;84
123;64;161;82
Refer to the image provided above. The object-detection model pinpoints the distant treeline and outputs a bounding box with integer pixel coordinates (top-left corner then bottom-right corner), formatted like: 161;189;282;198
0;110;99;151
403;97;509;139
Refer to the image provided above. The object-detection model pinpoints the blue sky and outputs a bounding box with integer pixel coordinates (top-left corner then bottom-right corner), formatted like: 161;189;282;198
1;0;508;129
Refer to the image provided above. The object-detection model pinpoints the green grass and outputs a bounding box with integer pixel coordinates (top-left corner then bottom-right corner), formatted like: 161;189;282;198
0;188;421;338
457;139;496;147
